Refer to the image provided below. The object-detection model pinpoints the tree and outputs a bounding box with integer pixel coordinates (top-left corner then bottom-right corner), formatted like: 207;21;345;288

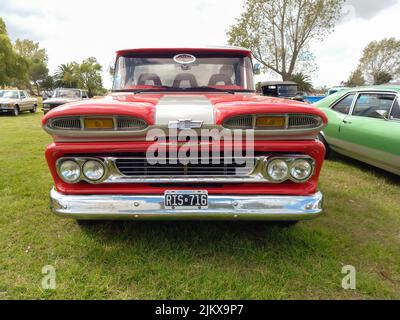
54;58;105;96
373;71;392;85
344;68;365;87
0;18;28;88
40;75;55;91
54;62;80;88
358;38;400;84
227;0;345;80
14;39;49;95
77;57;104;97
290;72;313;92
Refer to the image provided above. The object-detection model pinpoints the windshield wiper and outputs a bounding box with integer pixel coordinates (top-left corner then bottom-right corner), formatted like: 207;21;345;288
188;86;236;94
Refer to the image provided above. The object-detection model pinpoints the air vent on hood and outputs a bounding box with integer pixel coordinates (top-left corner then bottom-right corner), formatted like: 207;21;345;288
288;114;322;129
222;115;253;129
117;117;147;130
49;117;82;130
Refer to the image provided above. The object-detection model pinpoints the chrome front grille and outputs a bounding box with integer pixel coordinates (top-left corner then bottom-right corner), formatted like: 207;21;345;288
115;158;255;177
222;114;323;130
46;116;148;131
50;117;81;130
288;114;321;129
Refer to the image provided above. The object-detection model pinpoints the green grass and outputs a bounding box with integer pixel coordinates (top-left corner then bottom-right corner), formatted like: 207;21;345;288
0;111;399;299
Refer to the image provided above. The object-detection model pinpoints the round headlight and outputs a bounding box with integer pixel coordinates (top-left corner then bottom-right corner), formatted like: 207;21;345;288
82;160;105;181
267;159;289;181
290;159;312;181
59;160;81;183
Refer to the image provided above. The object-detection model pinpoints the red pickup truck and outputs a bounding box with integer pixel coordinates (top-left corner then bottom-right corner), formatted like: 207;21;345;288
42;46;327;223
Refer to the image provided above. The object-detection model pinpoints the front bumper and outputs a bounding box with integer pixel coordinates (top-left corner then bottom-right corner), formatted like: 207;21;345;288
50;188;323;221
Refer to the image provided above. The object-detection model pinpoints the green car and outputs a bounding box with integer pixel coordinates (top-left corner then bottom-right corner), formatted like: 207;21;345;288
314;86;400;175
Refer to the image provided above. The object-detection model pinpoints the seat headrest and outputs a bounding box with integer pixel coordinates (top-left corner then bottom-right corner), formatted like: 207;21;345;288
137;73;162;86
208;74;233;86
173;73;198;88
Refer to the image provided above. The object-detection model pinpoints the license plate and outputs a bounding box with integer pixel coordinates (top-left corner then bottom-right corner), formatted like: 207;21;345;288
164;190;208;210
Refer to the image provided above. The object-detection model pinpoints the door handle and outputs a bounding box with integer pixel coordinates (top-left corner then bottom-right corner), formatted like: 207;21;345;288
343;119;352;124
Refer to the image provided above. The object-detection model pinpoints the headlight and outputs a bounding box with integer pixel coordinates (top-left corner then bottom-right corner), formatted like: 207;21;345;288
290;159;312;181
267;159;289;181
82;160;105;181
59;160;81;183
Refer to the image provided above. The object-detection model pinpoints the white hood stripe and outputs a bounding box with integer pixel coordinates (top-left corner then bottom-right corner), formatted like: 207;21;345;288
155;95;214;125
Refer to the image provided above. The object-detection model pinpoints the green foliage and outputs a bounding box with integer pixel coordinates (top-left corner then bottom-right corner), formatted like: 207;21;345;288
14;39;49;95
290;72;313;92
77;57;105;96
359;38;400;84
55;62;80;88
55;58;105;96
0;18;29;88
227;0;345;80
344;68;366;87
373;71;393;85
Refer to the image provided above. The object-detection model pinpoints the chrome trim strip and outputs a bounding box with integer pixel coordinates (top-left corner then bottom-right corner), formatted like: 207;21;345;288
50;188;323;221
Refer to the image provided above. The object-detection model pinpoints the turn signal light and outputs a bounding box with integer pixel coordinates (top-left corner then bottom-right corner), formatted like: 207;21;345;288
84;118;114;129
255;116;286;128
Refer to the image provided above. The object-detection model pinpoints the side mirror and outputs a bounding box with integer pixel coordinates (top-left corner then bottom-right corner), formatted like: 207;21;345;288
253;63;261;75
375;110;389;120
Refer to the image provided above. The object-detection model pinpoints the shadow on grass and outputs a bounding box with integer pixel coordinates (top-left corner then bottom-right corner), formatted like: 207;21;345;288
77;219;332;261
328;152;400;185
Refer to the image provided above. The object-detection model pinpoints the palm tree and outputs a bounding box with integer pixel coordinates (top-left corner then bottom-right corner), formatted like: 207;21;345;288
290;73;313;93
54;63;79;88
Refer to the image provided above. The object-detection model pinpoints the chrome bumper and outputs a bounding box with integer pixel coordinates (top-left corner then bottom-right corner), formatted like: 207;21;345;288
50;188;323;221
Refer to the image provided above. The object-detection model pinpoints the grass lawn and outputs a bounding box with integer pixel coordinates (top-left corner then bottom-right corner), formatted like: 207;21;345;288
0;110;399;300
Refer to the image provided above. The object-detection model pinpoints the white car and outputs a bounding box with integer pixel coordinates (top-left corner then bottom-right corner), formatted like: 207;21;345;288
0;90;38;116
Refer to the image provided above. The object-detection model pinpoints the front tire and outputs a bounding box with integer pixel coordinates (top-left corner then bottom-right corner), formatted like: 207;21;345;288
318;133;331;159
13;106;19;116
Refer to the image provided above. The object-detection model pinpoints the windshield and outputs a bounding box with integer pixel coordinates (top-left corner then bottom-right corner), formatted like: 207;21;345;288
53;89;81;99
112;53;255;92
1;91;19;99
278;85;298;97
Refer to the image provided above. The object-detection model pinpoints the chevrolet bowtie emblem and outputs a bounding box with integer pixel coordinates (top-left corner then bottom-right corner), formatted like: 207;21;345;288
168;119;203;130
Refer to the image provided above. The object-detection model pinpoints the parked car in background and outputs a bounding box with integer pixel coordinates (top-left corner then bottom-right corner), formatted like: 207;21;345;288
42;46;327;223
42;90;54;101
315;86;400;175
261;81;305;102
0;90;38;116
327;86;350;96
42;88;89;114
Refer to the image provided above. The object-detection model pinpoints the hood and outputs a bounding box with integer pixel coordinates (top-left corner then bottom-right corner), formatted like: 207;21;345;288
42;92;328;126
0;98;17;104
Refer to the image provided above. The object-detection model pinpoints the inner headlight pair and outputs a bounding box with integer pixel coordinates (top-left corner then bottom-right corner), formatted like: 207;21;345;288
58;159;105;183
267;158;313;182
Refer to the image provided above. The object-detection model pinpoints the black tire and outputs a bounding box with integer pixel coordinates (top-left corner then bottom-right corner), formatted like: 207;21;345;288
318;133;331;159
30;104;37;113
13;106;19;116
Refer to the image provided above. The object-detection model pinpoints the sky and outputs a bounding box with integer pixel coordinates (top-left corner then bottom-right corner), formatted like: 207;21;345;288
1;0;400;89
